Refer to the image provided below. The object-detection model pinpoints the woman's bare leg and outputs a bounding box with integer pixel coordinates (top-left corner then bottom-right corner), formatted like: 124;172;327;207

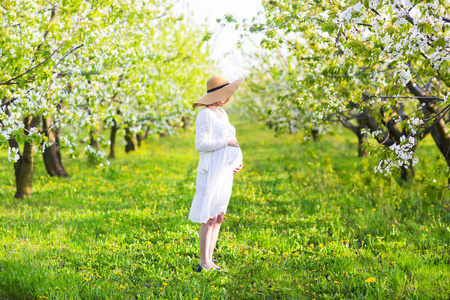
199;217;216;270
208;213;224;269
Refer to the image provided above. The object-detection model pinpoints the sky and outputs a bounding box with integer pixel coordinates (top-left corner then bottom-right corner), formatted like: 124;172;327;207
175;0;265;79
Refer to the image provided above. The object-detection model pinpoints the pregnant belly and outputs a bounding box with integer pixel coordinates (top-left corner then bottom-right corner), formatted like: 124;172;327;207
225;146;242;167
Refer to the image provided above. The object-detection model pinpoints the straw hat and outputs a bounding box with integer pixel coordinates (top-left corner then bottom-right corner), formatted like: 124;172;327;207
193;75;245;108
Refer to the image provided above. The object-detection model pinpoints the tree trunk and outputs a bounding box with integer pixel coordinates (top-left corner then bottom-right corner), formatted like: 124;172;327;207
339;115;367;157
136;126;149;147
8;138;22;191
12;116;40;198
383;109;414;182
136;132;144;147
90;127;100;150
363;109;396;147
182;116;190;131
109;120;119;159
406;81;450;185
125;126;136;153
311;127;320;141
42;116;68;177
357;135;367;157
400;162;415;182
89;125;100;163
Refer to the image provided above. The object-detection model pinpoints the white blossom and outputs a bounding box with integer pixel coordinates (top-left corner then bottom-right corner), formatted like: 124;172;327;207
375;136;418;175
396;68;412;87
7;147;20;163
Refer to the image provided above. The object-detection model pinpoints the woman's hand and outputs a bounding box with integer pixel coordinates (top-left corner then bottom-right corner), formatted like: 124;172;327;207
227;136;239;147
233;164;243;175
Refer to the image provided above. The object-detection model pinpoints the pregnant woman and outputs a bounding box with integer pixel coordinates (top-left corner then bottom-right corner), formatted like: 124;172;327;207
189;75;245;272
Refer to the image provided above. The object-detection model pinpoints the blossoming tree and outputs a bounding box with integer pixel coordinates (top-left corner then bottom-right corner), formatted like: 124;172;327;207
1;0;211;198
230;0;450;182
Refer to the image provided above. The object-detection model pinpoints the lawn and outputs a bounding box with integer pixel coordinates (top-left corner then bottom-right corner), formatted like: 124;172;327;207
0;115;449;299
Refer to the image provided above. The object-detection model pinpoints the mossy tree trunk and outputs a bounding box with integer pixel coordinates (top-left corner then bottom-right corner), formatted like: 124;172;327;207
383;104;417;182
406;81;450;185
125;125;137;153
137;126;150;147
182;116;190;131
357;134;366;157
9;116;40;198
109;119;119;159
400;161;416;182
89;125;100;163
136;132;144;147
42;116;68;177
311;127;320;141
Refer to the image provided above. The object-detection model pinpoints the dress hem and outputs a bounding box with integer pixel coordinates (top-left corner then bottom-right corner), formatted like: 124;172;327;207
188;210;227;224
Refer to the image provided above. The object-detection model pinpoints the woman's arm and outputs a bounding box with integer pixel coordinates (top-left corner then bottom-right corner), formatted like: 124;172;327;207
195;109;229;152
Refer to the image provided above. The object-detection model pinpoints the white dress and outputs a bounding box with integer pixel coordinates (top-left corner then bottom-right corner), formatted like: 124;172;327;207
188;107;243;224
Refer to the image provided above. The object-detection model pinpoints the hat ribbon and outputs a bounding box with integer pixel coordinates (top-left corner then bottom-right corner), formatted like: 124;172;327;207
207;82;230;93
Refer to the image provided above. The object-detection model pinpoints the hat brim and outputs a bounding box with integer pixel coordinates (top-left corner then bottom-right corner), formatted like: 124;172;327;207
193;77;246;108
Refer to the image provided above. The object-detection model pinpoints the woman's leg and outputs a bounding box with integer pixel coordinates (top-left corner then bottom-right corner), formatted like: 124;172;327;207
208;213;224;268
199;217;216;270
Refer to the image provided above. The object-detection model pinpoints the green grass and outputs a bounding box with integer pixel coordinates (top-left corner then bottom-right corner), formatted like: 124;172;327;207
0;117;449;299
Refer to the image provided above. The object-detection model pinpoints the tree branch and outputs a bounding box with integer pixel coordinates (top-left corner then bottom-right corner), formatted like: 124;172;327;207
422;103;450;122
357;23;372;27
379;95;444;102
441;16;450;23
370;8;381;16
339;117;359;134
0;42;66;85
406;62;433;95
2;23;21;28
53;43;84;73
44;0;60;8
413;105;450;137
56;71;99;78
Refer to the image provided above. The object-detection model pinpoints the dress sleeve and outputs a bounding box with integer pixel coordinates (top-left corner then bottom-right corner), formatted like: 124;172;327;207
195;109;228;152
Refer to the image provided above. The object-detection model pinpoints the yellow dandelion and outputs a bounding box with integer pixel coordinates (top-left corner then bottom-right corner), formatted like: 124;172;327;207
365;277;376;283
